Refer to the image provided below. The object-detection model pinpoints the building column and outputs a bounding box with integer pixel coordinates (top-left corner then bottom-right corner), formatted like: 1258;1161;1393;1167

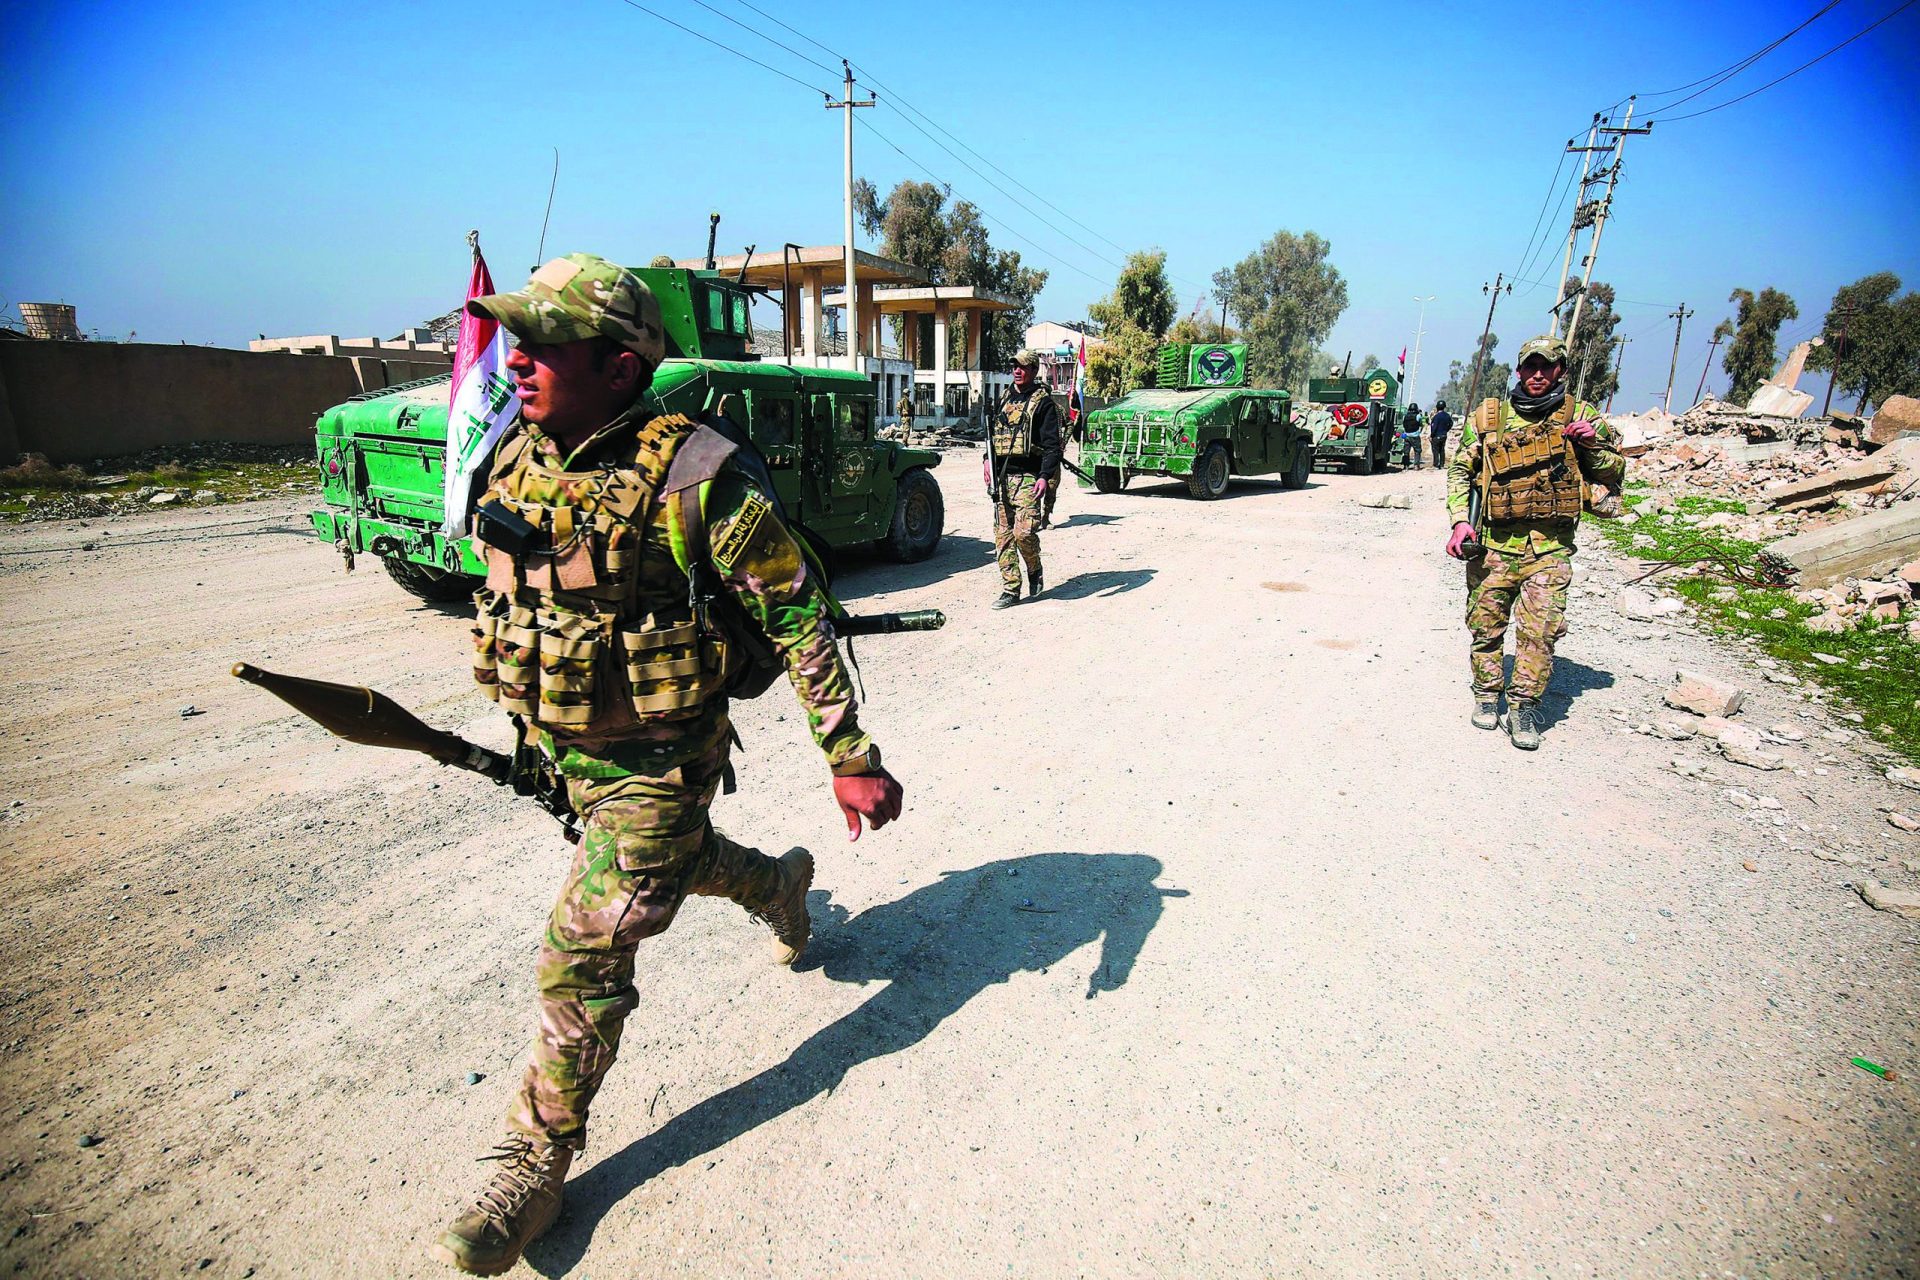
933;300;950;423
967;309;984;371
802;267;824;361
903;310;919;368
783;281;800;356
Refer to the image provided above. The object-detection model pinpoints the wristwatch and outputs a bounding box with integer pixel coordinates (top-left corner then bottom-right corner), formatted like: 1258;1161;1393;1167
830;744;883;777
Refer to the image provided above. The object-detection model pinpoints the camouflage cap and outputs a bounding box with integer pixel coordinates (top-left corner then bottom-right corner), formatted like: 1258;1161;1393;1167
1011;348;1041;370
467;253;666;367
1516;334;1569;366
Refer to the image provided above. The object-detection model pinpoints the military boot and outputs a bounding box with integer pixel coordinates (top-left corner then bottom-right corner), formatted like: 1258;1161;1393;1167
993;590;1019;609
1471;697;1500;730
1027;568;1044;598
431;1135;572;1276
751;848;814;965
1507;700;1542;751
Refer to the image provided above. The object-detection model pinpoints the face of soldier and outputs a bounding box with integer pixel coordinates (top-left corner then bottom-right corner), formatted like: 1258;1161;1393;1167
1518;357;1565;398
506;338;645;443
1011;365;1034;392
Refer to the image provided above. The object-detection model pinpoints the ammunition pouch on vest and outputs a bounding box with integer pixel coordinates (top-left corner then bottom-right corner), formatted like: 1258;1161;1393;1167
1475;397;1585;524
470;413;730;737
991;391;1042;464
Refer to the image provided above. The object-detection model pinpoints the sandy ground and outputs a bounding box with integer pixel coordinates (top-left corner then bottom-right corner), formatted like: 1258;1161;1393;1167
0;456;1915;1280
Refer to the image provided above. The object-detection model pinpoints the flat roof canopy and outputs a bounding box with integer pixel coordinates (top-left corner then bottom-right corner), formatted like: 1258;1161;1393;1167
822;284;1019;314
677;246;928;288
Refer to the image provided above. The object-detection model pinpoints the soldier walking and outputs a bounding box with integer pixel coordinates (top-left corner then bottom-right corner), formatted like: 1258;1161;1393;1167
986;349;1063;607
1444;335;1624;750
435;254;904;1274
1400;403;1426;469
1428;399;1453;470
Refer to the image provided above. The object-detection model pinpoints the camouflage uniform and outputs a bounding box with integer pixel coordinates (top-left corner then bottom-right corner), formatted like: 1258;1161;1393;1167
467;258;873;1151
1447;389;1624;704
896;390;915;440
991;368;1063;599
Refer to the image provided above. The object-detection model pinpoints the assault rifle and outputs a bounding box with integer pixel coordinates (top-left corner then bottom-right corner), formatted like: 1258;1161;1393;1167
234;606;945;834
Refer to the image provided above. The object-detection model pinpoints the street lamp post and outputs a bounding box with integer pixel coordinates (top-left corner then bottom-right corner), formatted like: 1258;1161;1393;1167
1407;294;1435;404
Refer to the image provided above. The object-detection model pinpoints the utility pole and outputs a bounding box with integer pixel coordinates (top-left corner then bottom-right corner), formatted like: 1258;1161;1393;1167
1605;336;1631;412
1407;294;1435;404
1693;328;1727;405
1821;304;1856;417
826;61;874;373
1550;115;1603;334
1465;274;1512;412
1564;100;1652;345
1662;302;1694;413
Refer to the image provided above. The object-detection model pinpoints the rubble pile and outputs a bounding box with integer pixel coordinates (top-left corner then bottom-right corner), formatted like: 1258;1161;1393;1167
877;421;986;447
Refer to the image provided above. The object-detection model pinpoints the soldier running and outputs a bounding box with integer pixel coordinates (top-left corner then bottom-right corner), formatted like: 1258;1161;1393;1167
435;254;904;1274
986;349;1063;607
1444;335;1625;750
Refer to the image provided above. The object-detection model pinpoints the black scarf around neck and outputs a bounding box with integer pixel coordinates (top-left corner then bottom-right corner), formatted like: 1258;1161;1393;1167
1509;380;1567;420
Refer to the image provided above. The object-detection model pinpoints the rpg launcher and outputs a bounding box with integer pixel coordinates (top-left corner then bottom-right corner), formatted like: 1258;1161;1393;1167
232;610;944;833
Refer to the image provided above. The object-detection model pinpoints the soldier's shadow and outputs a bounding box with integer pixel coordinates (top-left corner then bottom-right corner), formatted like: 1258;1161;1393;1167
525;851;1184;1275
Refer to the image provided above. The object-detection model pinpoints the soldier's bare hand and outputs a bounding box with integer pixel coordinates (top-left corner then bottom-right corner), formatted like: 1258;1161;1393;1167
833;769;903;841
1563;419;1598;444
1446;522;1475;560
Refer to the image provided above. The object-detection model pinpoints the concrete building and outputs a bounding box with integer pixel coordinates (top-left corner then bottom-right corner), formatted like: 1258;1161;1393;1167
826;283;1020;427
1024;321;1106;395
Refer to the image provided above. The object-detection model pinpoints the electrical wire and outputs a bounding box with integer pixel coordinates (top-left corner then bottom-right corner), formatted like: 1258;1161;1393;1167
1649;0;1918;122
611;0;829;97
1637;0;1842;102
681;0;840;77
855;116;1113;290
1509;147;1571;282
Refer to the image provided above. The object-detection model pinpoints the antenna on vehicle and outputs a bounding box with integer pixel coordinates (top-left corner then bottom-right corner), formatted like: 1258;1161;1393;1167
705;213;721;271
735;245;755;285
1340;350;1352;378
532;148;559;272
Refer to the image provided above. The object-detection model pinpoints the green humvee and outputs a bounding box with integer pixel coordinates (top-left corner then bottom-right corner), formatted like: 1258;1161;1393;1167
1305;366;1404;475
311;265;945;602
1077;343;1315;499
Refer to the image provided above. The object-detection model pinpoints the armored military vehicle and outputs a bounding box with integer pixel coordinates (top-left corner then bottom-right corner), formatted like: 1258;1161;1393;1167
1305;365;1403;474
311;265;945;602
1076;342;1314;500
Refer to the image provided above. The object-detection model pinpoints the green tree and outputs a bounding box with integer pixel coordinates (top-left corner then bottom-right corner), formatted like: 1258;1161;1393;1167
1085;250;1177;395
1210;230;1348;390
1805;272;1920;411
854;177;1048;367
1431;331;1511;413
1722;286;1799;405
1564;280;1623;405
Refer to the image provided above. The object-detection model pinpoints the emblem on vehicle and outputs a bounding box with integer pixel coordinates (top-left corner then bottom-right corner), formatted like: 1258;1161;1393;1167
1195;346;1239;385
1367;377;1389;399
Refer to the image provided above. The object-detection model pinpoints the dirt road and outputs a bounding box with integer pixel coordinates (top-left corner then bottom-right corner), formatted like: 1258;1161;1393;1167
1;458;1915;1278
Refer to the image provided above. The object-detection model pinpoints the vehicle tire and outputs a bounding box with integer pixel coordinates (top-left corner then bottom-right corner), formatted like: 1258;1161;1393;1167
382;556;480;603
882;467;943;562
1185;443;1231;500
1093;465;1124;494
1281;443;1313;489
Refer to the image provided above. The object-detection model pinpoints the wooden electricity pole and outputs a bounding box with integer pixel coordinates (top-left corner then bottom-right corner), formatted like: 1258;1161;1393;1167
1663;302;1694;413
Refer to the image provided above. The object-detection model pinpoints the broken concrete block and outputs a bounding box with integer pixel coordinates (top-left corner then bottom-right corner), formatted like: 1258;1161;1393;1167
1697;715;1734;740
1861;580;1911;605
1715;723;1785;770
1855;881;1920;921
1889;766;1920;791
1769;502;1920;587
1664;671;1746;718
1865;394;1920;448
1754;455;1901;513
1889;812;1920;833
1616;588;1684;621
1804;610;1852;634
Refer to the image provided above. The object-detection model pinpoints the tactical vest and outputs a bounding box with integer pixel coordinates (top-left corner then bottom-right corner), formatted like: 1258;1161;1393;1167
470;413;734;738
1475;397;1585;523
992;389;1047;462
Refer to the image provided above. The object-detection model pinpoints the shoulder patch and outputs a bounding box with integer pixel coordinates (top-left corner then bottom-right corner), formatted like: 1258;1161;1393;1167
713;490;772;572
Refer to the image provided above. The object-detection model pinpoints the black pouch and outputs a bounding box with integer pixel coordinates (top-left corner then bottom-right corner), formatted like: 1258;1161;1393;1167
474;499;543;556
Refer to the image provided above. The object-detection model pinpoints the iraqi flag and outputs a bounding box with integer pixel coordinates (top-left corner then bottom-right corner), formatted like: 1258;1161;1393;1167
442;241;518;537
1070;334;1087;426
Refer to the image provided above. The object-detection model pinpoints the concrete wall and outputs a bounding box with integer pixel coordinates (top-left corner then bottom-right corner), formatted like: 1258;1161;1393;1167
0;342;444;464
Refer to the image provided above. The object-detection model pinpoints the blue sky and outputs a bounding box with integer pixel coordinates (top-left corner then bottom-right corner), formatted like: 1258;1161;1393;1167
2;0;1915;411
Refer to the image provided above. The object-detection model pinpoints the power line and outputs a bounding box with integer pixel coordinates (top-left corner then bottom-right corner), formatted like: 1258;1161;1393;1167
681;0;839;77
855;116;1112;290
1512;150;1579;286
1637;0;1842;105
611;0;829;97
1650;0;1917;122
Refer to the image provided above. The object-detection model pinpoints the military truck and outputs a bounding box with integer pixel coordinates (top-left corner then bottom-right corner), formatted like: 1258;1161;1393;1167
1305;365;1403;475
1076;342;1314;500
311;265;945;602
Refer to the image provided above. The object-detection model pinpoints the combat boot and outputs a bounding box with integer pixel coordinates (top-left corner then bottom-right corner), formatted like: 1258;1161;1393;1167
431;1135;572;1276
751;848;814;965
1471;697;1500;730
1507;700;1542;751
1027;569;1044;598
993;591;1019;609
